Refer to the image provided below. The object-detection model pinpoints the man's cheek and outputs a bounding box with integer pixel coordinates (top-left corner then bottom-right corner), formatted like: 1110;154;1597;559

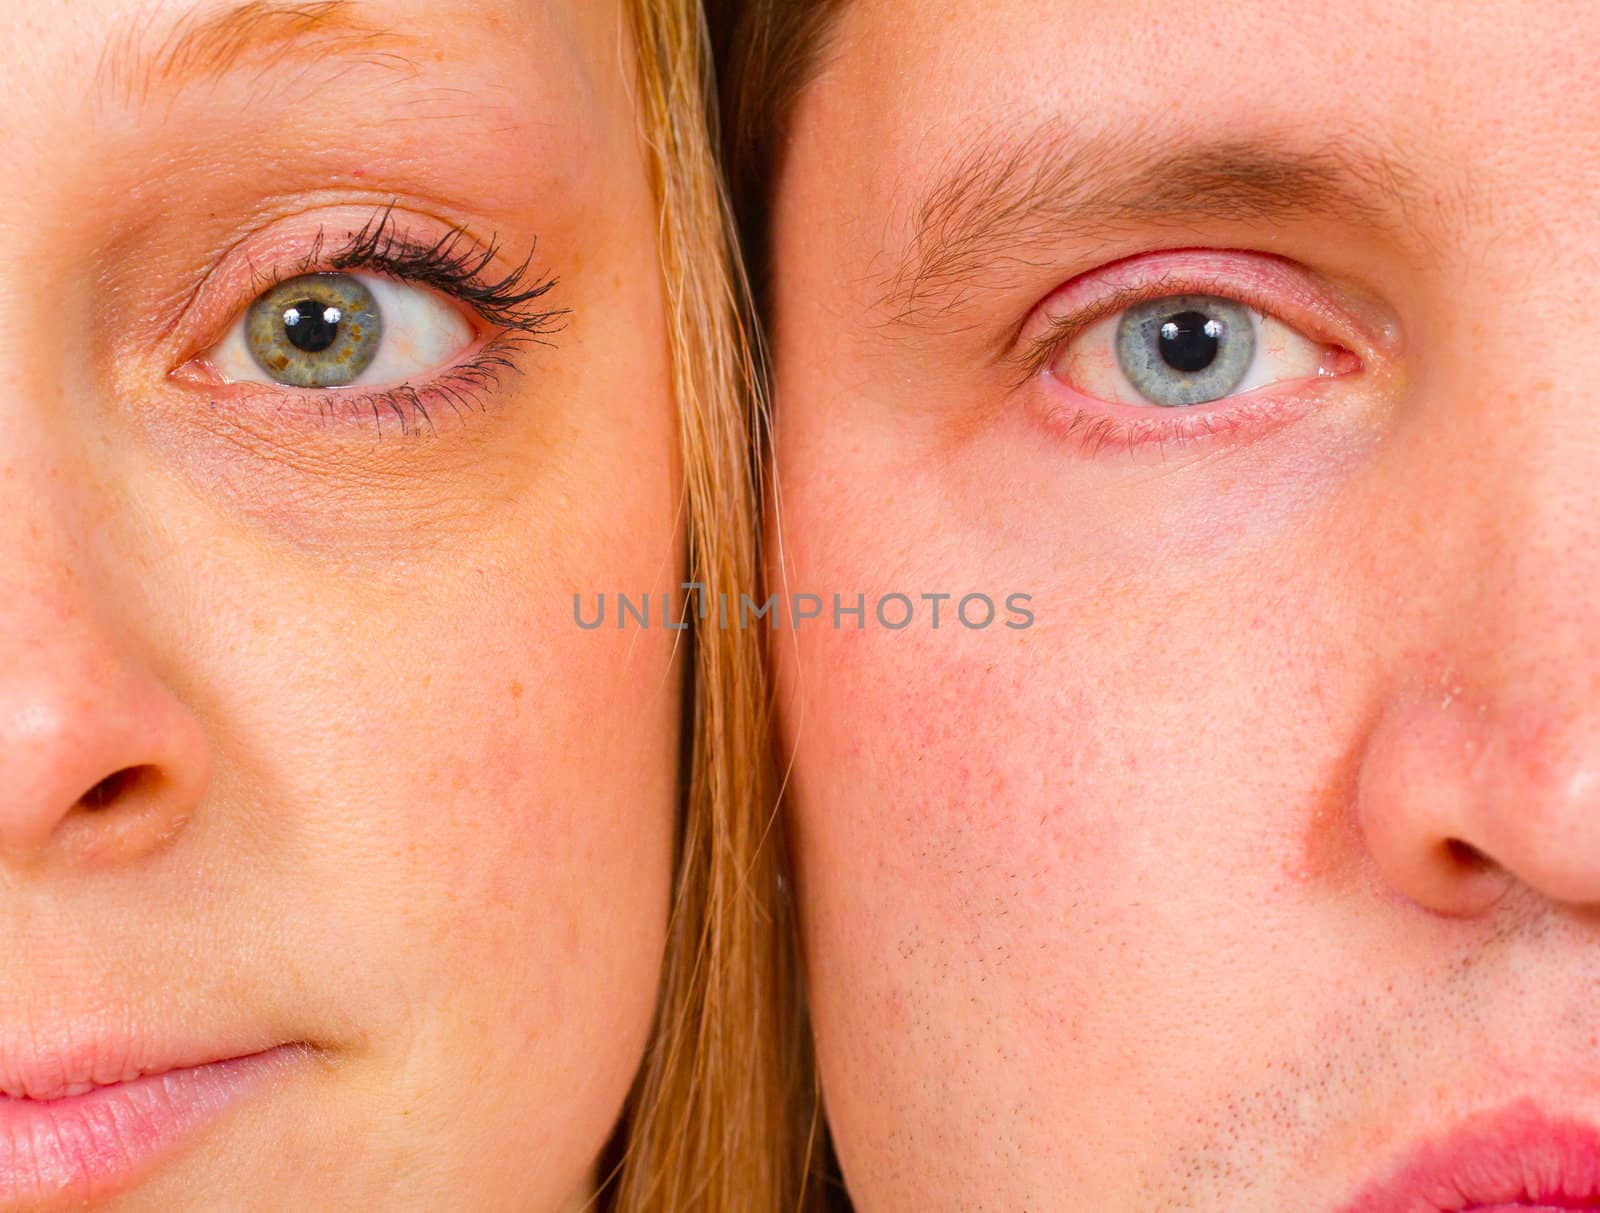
789;578;1352;922
788;621;1135;905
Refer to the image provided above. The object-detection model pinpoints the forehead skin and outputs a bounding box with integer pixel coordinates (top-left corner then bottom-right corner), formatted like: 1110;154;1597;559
0;2;681;1210
778;0;1591;342
770;2;1600;1211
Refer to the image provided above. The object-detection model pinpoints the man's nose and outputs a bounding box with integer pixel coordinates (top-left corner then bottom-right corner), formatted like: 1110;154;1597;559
0;451;209;871
1358;677;1600;914
1355;366;1600;916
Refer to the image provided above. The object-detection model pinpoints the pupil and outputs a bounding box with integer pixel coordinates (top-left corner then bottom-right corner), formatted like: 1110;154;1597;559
282;300;341;354
1157;310;1221;373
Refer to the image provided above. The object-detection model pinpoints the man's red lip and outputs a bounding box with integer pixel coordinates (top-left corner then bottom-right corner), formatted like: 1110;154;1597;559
1337;1099;1600;1212
0;1041;309;1210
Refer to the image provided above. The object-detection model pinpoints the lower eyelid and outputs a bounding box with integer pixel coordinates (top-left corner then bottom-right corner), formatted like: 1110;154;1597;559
1032;323;1363;458
1032;371;1350;459
1051;302;1347;409
193;331;531;439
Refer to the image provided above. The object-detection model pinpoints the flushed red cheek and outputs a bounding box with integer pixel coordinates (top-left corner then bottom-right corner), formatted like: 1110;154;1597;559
791;623;1130;903
1285;736;1370;893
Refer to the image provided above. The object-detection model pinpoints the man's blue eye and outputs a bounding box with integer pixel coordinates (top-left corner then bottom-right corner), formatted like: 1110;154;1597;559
1115;294;1256;407
1047;283;1337;413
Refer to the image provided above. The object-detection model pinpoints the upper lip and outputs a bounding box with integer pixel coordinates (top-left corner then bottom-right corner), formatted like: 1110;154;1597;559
0;1028;294;1101
1337;1099;1600;1212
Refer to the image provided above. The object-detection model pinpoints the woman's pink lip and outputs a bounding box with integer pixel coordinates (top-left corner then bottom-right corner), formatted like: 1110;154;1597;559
0;1043;305;1210
1337;1099;1600;1212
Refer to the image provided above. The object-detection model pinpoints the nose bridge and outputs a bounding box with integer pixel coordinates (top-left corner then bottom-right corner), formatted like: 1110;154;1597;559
0;317;209;868
1452;362;1600;698
0;200;135;701
1407;231;1600;675
1353;297;1600;913
0;439;125;837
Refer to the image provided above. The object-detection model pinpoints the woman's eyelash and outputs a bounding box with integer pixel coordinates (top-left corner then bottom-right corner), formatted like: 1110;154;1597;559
251;335;534;437
204;204;569;438
254;202;570;338
209;331;535;439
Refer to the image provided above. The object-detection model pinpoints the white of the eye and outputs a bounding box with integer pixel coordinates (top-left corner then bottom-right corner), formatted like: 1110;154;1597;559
1061;305;1325;407
1225;312;1323;396
356;276;473;386
202;274;475;388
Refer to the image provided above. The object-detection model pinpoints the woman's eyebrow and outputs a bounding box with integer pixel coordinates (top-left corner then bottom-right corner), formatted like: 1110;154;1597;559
879;118;1418;324
98;0;422;104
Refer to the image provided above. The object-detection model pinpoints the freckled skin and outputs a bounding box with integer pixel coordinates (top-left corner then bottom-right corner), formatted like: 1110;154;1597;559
769;1;1600;1209
0;2;679;1210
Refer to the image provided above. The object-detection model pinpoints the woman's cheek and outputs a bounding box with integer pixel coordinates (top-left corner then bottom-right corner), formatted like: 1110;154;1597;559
185;488;680;997
368;576;678;923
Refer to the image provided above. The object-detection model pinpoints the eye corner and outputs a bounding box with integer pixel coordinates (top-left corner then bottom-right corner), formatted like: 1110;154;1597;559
168;353;225;390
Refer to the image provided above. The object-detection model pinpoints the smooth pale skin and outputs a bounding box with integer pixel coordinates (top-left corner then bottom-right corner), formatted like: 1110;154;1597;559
0;2;677;1210
769;1;1600;1209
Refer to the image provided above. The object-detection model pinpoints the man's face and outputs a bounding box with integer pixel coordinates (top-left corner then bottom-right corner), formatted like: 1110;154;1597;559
767;1;1600;1208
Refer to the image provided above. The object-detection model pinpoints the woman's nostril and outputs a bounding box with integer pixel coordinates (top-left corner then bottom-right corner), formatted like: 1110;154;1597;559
1444;837;1491;871
79;766;150;811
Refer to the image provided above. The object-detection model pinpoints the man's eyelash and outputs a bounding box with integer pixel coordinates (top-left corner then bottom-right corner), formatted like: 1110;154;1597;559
253;202;570;338
1014;273;1279;383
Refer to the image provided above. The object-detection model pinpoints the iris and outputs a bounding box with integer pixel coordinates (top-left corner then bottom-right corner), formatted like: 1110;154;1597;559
1114;294;1255;406
246;273;383;388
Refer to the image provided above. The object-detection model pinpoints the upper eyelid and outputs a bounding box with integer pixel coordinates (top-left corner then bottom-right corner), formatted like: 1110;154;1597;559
242;205;567;334
167;203;568;378
1015;280;1294;384
1014;278;1193;379
1007;249;1385;383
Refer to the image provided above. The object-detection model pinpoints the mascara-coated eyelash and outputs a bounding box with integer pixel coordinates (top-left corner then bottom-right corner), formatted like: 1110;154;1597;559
1016;250;1367;456
181;203;570;436
311;203;567;336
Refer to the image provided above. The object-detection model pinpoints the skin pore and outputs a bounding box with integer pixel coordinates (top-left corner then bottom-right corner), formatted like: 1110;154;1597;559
1;2;679;1209
765;1;1600;1209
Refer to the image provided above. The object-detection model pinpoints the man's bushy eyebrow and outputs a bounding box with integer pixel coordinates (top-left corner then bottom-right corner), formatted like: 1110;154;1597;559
99;0;418;104
881;117;1418;324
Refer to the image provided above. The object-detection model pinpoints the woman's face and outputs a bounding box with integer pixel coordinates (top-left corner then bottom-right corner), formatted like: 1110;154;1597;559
1;2;678;1209
766;0;1600;1209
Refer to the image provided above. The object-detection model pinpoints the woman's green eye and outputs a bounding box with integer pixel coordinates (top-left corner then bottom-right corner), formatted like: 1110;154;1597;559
203;270;475;391
245;273;383;388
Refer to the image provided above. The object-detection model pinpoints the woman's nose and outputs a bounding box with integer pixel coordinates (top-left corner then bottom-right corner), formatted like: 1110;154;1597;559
0;615;211;869
0;447;210;871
